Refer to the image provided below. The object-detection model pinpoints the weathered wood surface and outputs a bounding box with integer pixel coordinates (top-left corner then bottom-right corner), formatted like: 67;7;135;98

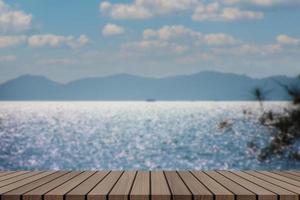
0;171;299;200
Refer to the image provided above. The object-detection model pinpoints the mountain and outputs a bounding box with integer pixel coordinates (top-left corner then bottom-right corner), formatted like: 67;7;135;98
0;71;299;100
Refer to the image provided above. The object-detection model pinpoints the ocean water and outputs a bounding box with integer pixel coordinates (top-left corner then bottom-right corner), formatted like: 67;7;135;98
0;101;299;170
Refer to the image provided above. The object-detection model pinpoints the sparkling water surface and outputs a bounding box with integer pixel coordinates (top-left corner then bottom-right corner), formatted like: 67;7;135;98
0;101;299;170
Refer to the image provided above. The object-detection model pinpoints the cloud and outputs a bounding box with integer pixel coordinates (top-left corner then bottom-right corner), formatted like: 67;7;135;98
192;2;264;22
123;40;169;51
102;23;125;36
27;34;89;48
122;25;294;62
0;35;26;48
277;34;300;45
123;25;195;55
144;25;201;40
244;0;300;7
213;43;282;56
0;34;89;48
123;25;241;57
122;40;188;55
0;55;16;62
100;0;195;19
69;34;89;48
99;0;265;22
100;1;152;19
0;0;32;32
220;0;300;8
98;0;300;22
203;33;239;45
142;25;239;45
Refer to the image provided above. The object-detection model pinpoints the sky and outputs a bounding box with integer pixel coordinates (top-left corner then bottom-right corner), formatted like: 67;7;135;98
0;0;300;83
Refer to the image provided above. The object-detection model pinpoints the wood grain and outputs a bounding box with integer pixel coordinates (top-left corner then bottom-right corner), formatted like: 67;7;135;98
66;171;109;200
130;171;150;200
191;171;234;200
151;171;171;200
88;171;123;200
205;171;255;200
0;171;297;200
164;171;191;200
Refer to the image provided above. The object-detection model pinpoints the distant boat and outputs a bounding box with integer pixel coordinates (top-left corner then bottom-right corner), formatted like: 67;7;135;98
146;99;156;102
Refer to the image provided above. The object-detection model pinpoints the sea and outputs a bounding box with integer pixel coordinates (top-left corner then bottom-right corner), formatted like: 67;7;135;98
0;101;299;170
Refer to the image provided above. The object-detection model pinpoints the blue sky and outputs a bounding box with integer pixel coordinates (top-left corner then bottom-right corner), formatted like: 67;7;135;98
0;0;300;83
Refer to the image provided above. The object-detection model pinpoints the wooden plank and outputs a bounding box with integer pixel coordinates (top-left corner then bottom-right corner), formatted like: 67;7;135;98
0;171;29;182
205;171;255;200
164;171;191;200
191;171;233;200
108;171;137;200
234;171;297;200
218;171;276;200
2;172;67;200
1;170;300;200
0;171;42;188
178;171;212;200
272;171;300;182
23;171;81;200
258;171;300;187
246;171;300;195
66;171;110;200
130;171;150;200
44;171;95;200
151;171;171;200
286;171;300;177
0;172;16;178
0;171;55;195
88;171;123;200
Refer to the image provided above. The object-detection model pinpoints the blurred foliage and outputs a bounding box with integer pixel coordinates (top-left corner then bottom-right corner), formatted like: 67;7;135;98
251;76;300;161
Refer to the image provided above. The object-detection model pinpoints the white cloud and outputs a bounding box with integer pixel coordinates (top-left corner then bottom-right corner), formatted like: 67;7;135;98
100;0;198;19
27;34;89;48
123;40;168;50
192;2;263;22
220;0;300;7
143;25;201;40
245;0;300;7
0;34;89;48
127;25;197;54
0;0;32;32
100;1;111;12
142;25;239;46
277;34;300;45
68;34;89;48
28;34;70;47
213;43;282;56
101;2;152;19
99;0;300;23
0;35;26;48
123;25;293;61
99;0;265;22
102;23;125;36
203;33;239;45
123;25;241;56
0;55;16;62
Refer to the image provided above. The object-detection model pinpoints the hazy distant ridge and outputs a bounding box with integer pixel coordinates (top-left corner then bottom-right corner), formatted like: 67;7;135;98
0;71;298;100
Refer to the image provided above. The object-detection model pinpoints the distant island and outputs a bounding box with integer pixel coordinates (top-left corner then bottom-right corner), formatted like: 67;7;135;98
0;71;299;101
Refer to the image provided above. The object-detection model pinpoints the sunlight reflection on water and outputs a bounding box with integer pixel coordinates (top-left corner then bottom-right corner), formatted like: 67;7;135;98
0;101;298;170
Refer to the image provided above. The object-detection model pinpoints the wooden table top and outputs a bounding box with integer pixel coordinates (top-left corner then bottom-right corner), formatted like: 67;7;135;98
0;171;299;200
